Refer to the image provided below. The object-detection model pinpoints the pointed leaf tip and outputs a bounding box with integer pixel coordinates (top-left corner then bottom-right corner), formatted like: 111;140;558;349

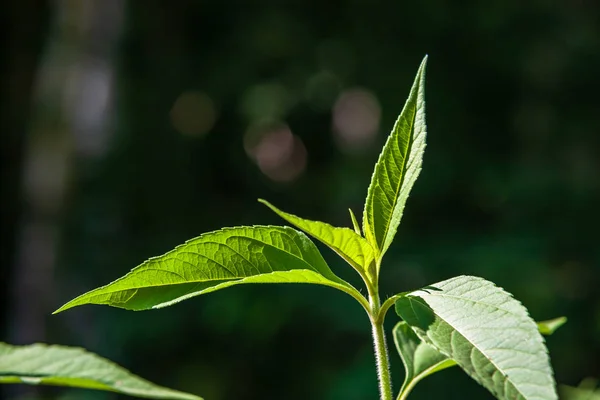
348;208;361;235
362;57;428;264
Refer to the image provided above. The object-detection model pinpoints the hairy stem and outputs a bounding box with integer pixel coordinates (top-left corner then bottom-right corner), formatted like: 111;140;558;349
369;286;392;400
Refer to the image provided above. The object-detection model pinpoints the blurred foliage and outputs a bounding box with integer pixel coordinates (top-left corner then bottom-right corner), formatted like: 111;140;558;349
560;378;600;400
1;1;599;399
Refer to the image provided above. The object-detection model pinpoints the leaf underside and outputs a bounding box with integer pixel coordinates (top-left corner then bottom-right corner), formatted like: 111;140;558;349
395;275;558;400
392;317;557;398
55;225;356;313
259;200;375;277
0;342;201;400
362;56;428;263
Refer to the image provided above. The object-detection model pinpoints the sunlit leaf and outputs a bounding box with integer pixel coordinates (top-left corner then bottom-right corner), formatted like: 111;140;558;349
395;275;557;400
260;200;375;278
55;225;363;313
0;342;201;399
349;208;361;236
393;321;456;399
362;56;427;263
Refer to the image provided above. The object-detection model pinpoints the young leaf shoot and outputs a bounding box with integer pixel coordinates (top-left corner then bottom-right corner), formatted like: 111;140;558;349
1;56;564;400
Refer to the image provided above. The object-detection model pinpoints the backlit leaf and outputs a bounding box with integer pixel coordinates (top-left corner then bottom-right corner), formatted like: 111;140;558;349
349;208;361;236
55;225;363;313
362;56;427;263
260;200;375;279
537;317;567;336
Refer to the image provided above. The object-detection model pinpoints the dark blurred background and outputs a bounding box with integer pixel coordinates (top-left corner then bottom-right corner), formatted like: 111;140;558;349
1;1;599;399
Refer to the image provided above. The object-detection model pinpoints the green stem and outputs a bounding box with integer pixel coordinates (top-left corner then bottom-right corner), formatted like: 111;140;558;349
378;294;403;323
369;285;393;400
396;379;418;400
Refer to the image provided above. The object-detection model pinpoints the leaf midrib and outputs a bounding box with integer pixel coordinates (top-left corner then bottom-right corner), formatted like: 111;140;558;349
411;293;544;399
149;226;320;272
447;322;525;399
84;269;329;294
374;97;419;255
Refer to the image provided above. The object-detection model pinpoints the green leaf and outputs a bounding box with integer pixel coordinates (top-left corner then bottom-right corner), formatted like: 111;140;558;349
393;321;457;400
537;316;567;335
390;318;557;400
259;200;375;279
0;342;201;399
395;275;557;400
560;379;600;400
362;56;428;263
55;225;366;313
349;208;361;236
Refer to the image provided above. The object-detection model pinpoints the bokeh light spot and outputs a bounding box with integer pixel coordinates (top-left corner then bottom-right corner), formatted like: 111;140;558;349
170;91;217;137
332;88;381;153
244;121;306;183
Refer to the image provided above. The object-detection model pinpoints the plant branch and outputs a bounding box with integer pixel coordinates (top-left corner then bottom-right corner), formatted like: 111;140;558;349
377;293;406;324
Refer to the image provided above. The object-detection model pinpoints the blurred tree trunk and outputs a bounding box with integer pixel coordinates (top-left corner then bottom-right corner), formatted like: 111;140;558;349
1;2;51;399
0;0;50;339
7;0;123;345
5;0;123;392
